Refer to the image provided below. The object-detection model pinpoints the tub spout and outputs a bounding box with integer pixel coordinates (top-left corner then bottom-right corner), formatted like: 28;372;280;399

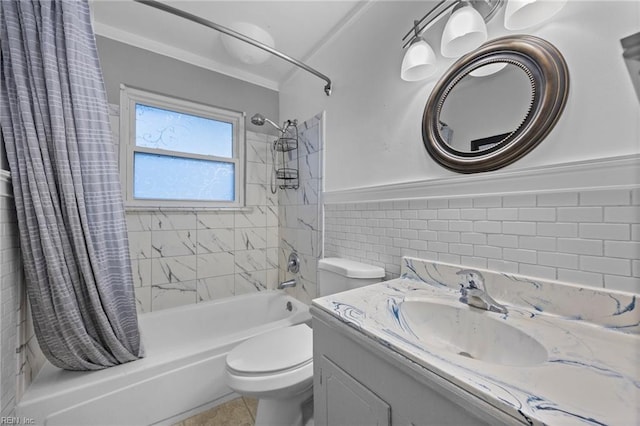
278;279;296;289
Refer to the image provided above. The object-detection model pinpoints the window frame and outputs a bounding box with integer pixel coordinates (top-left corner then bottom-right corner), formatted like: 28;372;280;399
119;85;245;210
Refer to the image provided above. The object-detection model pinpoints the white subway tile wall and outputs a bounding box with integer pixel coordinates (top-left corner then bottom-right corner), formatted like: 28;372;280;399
325;189;640;293
0;179;44;417
0;187;19;417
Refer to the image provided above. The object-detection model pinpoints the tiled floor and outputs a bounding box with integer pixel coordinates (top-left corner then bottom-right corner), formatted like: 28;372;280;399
174;397;258;426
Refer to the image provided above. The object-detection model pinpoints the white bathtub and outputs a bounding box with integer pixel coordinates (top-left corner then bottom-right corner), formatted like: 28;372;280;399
17;291;311;426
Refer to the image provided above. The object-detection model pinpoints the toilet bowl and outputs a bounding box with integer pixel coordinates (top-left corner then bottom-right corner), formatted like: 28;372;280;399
225;258;385;426
225;324;313;426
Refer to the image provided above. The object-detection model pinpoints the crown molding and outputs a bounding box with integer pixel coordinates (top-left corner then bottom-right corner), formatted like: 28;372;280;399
93;22;280;92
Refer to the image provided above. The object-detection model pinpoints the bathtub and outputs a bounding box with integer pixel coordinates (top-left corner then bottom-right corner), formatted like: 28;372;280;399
16;291;311;426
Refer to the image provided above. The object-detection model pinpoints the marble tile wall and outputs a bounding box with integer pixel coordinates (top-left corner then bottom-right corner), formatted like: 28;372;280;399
127;131;280;313
325;189;640;293
108;105;280;312
279;113;324;304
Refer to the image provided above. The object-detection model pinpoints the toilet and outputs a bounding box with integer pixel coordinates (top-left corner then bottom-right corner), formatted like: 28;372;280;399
225;257;385;426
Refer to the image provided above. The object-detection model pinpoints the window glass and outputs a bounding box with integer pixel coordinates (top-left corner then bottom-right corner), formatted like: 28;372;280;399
120;86;244;209
135;103;233;158
133;152;235;201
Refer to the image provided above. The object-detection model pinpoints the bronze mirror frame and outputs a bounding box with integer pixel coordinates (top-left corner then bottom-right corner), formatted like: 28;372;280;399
422;35;569;173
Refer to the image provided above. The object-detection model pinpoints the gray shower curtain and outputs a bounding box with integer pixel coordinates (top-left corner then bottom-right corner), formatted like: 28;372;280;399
0;0;143;370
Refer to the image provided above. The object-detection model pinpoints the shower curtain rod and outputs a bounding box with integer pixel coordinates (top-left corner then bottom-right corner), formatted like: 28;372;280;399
134;0;333;96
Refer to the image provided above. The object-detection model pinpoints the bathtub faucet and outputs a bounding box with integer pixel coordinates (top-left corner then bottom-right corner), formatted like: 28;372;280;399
457;269;508;314
278;279;296;289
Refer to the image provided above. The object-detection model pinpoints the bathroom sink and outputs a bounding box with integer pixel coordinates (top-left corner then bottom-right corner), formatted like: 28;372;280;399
399;300;547;367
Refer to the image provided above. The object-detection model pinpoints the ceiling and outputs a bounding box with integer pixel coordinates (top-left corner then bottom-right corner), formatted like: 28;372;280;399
90;0;370;92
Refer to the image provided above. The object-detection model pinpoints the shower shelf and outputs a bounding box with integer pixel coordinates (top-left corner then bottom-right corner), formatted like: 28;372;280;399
274;122;299;190
274;137;297;152
276;168;299;180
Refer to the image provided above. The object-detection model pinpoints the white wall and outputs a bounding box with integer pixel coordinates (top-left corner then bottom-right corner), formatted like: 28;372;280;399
279;1;640;192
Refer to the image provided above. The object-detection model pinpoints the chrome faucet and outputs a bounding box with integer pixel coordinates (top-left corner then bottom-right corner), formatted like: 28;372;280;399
278;279;296;289
457;269;508;314
277;252;300;290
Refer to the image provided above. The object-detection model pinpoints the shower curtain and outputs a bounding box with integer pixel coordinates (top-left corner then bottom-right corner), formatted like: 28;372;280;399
0;0;143;370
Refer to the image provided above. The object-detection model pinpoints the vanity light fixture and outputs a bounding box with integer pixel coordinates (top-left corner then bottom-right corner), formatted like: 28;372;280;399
504;0;568;30
401;21;438;81
440;1;488;58
401;0;567;82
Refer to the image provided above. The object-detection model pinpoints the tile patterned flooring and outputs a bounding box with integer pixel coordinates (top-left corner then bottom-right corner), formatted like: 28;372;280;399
174;397;258;426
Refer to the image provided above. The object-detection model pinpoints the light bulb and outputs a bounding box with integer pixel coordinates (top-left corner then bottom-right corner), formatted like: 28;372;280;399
401;39;437;81
504;0;568;30
441;3;488;58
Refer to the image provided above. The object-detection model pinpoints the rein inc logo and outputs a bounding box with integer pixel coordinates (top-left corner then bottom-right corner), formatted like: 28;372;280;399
1;418;34;425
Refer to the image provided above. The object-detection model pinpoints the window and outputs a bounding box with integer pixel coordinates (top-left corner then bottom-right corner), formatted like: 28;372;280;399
119;85;245;209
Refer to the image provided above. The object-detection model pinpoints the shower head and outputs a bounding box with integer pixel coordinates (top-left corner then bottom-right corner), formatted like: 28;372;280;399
250;113;266;126
250;113;284;132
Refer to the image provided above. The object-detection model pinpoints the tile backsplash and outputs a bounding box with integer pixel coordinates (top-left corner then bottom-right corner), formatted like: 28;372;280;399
325;188;640;293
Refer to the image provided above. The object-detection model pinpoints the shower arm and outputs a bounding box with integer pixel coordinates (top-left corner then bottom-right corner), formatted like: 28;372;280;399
134;0;333;96
264;118;284;133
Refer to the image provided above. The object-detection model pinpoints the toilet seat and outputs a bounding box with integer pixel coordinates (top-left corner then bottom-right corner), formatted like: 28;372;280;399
227;324;312;375
225;324;314;397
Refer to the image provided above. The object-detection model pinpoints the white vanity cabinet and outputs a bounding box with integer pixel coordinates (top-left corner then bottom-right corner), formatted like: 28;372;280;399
312;307;519;426
316;355;391;426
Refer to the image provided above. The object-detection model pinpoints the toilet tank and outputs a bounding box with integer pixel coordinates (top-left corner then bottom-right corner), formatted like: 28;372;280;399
317;258;385;297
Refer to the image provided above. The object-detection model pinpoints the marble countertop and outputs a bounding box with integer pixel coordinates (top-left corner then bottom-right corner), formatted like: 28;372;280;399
312;257;640;425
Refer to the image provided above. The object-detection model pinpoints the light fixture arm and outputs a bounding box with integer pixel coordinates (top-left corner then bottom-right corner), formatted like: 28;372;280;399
406;20;425;47
402;0;457;49
412;20;421;40
402;0;503;49
134;0;333;96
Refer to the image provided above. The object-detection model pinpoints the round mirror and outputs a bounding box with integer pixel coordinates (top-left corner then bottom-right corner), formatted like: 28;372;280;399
439;64;533;152
439;63;533;153
423;35;569;173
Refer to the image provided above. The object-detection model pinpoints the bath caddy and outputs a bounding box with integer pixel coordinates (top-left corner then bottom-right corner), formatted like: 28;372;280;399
275;123;299;190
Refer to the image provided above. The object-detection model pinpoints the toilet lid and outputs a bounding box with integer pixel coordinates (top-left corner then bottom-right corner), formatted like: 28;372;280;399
226;324;312;374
